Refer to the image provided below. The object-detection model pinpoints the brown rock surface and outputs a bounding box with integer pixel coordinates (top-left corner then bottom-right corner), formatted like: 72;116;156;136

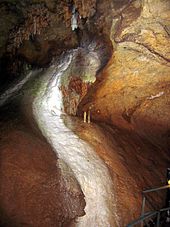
0;0;115;69
0;3;19;58
78;0;170;146
73;0;96;18
0;0;170;225
64;115;170;225
0;108;85;227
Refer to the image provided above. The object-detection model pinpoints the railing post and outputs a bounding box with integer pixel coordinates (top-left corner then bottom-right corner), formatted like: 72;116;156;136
141;194;146;227
156;211;160;227
127;184;170;227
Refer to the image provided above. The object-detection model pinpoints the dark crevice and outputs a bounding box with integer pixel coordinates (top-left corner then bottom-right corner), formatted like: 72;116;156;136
122;98;147;123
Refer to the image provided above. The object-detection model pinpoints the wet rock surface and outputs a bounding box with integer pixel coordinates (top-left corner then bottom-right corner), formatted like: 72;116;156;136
0;105;85;227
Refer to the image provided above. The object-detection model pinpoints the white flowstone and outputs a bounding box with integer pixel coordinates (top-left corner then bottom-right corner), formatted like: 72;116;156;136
33;50;120;226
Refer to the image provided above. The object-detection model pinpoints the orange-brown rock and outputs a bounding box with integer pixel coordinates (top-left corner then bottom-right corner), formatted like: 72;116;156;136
65;115;170;225
0;111;85;227
1;0;170;226
78;0;170;147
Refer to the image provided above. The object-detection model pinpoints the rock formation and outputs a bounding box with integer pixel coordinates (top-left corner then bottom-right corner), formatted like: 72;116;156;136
0;0;170;226
0;105;85;226
78;0;170;148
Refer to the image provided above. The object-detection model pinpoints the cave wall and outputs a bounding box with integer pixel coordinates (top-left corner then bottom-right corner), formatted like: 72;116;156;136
78;0;170;147
0;108;85;227
0;0;117;88
0;0;170;225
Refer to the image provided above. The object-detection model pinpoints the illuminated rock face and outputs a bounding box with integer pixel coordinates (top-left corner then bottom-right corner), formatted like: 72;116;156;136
0;118;85;227
79;0;170;147
0;0;170;226
33;52;120;226
66;116;170;226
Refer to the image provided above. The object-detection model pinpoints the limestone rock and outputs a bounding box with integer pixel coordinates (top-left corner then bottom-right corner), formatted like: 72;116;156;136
79;0;170;146
0;112;85;227
73;0;97;18
0;4;19;58
65;116;170;226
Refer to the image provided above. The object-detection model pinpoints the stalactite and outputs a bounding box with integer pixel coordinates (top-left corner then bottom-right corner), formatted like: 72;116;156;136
73;0;97;18
83;111;87;122
64;5;71;28
33;17;36;35
87;109;90;123
7;4;51;54
82;0;85;17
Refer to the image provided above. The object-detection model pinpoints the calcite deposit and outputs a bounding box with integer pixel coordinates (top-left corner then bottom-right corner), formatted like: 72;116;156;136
0;0;170;226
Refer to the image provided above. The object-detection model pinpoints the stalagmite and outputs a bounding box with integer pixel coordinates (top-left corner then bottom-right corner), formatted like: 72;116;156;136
83;111;87;123
87;109;90;124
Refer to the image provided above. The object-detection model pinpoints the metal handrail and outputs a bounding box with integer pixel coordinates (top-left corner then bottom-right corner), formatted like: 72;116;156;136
126;184;170;227
141;185;170;217
126;211;158;227
127;207;170;227
143;185;170;194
